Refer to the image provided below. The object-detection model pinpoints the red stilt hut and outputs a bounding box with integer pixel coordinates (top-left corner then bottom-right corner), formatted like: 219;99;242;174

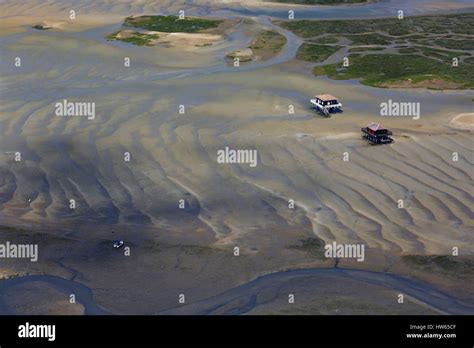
361;122;393;145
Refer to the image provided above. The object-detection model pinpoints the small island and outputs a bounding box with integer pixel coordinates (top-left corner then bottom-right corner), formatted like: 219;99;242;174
226;30;287;63
107;15;287;63
32;24;51;30
107;31;159;46
106;15;227;47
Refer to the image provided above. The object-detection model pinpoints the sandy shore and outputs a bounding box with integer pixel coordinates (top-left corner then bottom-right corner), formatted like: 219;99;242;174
111;29;224;48
449;113;474;130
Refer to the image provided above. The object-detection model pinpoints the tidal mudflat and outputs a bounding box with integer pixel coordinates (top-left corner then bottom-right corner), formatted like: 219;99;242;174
0;0;472;315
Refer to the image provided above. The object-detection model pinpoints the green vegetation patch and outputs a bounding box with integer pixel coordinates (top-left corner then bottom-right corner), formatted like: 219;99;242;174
280;13;474;38
309;36;340;44
349;46;386;52
416;46;467;60
313;54;474;89
278;13;474;89
281;18;408;37
417;13;474;34
249;30;287;56
296;43;341;62
124;15;222;33
345;33;391;45
434;39;474;51
398;48;417;54
107;31;159;46
464;56;474;64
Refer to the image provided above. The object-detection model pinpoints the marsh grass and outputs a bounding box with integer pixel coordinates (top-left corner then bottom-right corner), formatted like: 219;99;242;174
280;13;474;88
124;15;222;33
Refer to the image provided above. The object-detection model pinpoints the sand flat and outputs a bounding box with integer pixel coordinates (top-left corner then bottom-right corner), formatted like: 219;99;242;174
449;113;474;130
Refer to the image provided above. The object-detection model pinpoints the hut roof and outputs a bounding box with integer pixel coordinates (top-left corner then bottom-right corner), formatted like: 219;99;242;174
367;122;387;131
315;94;338;102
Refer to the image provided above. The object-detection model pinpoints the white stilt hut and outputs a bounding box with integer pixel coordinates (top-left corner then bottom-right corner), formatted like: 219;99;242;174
310;94;343;117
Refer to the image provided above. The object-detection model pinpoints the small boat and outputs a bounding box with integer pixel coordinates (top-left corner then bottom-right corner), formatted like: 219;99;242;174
113;240;124;249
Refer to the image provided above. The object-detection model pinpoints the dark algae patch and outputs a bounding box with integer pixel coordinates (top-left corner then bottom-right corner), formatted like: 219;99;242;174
288;237;325;258
403;255;474;279
32;25;51;30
